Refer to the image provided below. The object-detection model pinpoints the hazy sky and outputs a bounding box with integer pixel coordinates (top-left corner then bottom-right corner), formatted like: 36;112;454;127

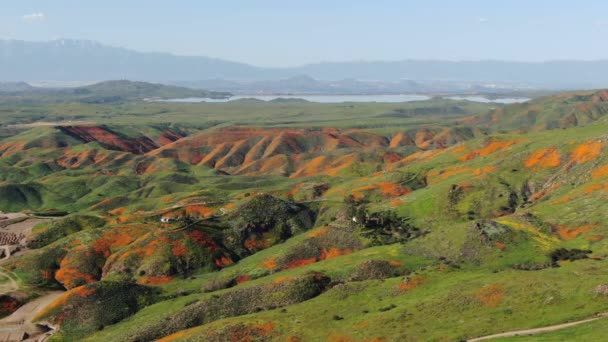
2;0;608;67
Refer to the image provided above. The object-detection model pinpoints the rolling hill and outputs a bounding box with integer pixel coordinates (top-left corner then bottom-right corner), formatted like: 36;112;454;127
1;89;608;341
0;80;231;104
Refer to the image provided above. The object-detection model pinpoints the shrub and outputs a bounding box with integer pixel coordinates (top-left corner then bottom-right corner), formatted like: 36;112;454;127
361;210;425;245
549;248;592;265
511;262;552;271
202;277;234;293
225;194;316;257
0;294;25;318
379;304;397;312
349;260;403;281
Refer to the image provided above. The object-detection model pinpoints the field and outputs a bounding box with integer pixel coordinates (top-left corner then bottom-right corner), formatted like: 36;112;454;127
1;83;608;341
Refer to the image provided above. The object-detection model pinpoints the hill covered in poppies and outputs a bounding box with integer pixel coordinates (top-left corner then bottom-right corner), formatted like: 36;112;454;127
1;90;608;341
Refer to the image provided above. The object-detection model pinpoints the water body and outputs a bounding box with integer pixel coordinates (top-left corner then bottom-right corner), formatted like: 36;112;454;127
158;94;530;104
443;96;530;104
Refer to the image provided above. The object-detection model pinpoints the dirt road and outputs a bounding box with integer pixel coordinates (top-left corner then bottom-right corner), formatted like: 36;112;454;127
1;291;63;325
0;290;64;342
468;313;608;341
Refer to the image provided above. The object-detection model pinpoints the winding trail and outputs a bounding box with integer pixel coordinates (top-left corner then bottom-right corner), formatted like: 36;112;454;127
0;267;19;294
468;313;608;341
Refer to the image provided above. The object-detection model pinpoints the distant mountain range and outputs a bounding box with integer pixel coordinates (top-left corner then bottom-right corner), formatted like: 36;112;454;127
0;40;263;82
172;76;543;96
3;39;608;89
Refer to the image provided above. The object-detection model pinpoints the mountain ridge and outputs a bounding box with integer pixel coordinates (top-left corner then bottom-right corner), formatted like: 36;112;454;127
3;39;608;88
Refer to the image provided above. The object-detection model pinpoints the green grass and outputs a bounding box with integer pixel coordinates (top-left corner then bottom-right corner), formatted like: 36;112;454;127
3;89;608;341
85;259;608;342
0;97;492;129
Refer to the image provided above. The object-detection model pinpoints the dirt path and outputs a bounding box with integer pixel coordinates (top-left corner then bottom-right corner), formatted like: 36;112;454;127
0;268;19;294
1;291;63;325
0;291;63;342
0;213;28;220
468;313;608;341
0;211;53;239
2;218;50;237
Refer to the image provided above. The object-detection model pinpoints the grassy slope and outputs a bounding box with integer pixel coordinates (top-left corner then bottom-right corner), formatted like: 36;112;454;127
152;261;608;342
2;90;608;341
79;119;608;341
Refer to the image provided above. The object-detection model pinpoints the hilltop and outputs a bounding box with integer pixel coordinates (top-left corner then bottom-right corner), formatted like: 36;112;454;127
0;80;230;104
0;82;34;93
70;80;231;101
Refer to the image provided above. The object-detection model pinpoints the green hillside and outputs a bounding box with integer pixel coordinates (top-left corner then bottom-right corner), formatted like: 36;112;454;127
1;89;608;341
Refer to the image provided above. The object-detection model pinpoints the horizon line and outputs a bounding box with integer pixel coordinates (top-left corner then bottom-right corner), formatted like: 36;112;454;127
3;38;608;69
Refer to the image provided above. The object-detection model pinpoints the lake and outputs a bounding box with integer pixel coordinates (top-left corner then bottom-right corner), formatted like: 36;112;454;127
157;94;530;104
443;96;530;104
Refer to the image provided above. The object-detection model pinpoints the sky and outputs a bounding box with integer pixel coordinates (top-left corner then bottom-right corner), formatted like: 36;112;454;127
1;0;608;67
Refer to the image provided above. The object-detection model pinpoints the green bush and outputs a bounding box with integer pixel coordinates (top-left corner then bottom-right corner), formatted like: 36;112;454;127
225;194;316;257
349;260;403;281
549;248;592;265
